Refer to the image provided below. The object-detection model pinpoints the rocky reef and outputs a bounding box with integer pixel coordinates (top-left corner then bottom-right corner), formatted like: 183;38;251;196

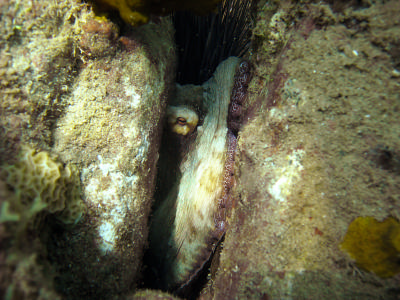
1;0;400;299
0;0;174;298
201;1;400;299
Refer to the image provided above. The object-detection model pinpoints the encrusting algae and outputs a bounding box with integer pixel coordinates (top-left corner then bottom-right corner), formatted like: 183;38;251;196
340;216;400;278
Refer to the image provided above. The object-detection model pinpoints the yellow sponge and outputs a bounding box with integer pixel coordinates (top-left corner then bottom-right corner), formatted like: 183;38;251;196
340;216;400;278
90;0;222;26
0;146;83;226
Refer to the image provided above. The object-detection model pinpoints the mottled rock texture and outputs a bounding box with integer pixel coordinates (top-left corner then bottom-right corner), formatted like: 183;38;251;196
202;1;400;299
0;0;175;299
1;0;400;299
49;17;174;299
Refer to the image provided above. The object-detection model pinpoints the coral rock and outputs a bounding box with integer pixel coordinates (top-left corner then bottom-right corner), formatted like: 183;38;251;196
0;146;83;226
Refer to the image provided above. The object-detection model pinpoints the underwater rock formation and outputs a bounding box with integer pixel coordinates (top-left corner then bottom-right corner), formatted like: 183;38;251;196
0;146;83;300
202;1;400;299
50;16;175;300
0;0;175;298
1;0;400;299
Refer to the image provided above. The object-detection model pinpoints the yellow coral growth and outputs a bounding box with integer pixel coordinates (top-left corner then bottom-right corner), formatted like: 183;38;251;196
92;0;149;26
0;146;83;226
91;0;222;26
340;216;400;278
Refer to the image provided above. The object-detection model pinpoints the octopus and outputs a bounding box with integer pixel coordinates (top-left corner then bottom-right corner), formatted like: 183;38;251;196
148;57;252;290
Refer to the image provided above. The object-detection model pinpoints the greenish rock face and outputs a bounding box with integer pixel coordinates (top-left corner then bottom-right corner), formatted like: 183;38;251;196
0;0;176;298
49;17;176;299
3;0;399;299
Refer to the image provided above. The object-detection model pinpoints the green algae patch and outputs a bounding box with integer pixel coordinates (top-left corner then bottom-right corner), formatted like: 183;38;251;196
341;216;400;278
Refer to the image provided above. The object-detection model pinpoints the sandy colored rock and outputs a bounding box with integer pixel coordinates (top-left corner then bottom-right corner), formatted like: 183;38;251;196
0;0;175;299
48;17;175;300
1;0;399;299
203;1;400;299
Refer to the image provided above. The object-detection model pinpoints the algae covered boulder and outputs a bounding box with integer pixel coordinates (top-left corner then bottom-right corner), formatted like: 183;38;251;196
1;0;399;299
0;0;175;298
202;1;400;299
0;146;84;300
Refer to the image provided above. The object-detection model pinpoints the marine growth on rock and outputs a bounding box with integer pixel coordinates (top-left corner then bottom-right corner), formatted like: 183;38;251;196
90;0;223;26
0;146;83;228
341;216;400;278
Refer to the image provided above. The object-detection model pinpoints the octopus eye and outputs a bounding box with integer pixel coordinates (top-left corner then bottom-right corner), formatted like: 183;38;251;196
177;117;187;126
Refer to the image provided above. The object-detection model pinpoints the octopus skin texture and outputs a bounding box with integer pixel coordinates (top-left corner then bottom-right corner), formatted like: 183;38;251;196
149;56;251;290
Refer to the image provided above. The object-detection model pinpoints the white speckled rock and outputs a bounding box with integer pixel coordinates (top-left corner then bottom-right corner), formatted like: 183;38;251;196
50;15;175;299
0;0;174;297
